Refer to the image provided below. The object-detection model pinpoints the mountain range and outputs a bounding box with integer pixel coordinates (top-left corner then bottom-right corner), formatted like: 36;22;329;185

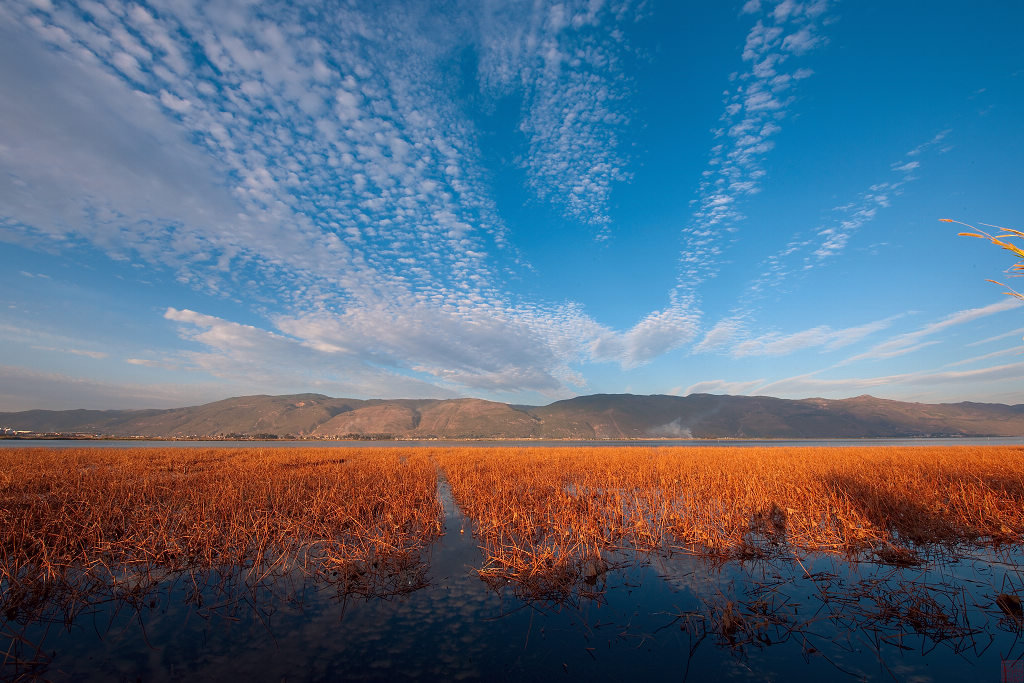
3;393;1024;439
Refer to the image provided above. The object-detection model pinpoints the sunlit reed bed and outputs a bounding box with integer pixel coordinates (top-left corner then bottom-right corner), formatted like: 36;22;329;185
2;445;1023;616
437;446;1024;595
0;447;442;623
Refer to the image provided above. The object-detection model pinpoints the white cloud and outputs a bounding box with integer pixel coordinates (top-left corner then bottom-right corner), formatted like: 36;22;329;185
30;346;108;359
476;0;639;237
693;314;896;358
809;130;952;261
274;293;700;392
272;302;571;394
891;160;919;173
125;357;181;370
616;299;701;367
163;307;460;399
755;360;1024;403
781;27;818;54
679;0;832;285
0;25;251;267
942;346;1024;369
966;327;1024;347
0;365;222;411
2;0;515;300
740;128;956;299
841;298;1022;364
683;378;765;396
735;326;837;357
692;316;747;354
907;129;951;156
0;323;114;359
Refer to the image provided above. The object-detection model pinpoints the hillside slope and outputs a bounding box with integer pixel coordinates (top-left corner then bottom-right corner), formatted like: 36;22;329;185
2;393;1023;439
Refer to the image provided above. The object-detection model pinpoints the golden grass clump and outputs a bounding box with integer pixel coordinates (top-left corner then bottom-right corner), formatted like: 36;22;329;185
947;218;1024;300
0;447;441;621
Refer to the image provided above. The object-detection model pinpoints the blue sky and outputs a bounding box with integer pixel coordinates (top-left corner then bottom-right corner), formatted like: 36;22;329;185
1;0;1023;411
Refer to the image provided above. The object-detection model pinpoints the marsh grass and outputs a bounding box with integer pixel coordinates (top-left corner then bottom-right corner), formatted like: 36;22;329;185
0;447;442;627
2;445;1023;623
437;446;1024;599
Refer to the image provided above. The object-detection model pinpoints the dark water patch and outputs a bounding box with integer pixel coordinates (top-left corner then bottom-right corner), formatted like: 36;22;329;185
652;548;1024;680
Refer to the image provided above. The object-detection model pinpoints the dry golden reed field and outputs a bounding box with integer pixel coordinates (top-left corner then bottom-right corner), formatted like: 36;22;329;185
437;446;1024;591
2;445;1023;615
0;447;442;621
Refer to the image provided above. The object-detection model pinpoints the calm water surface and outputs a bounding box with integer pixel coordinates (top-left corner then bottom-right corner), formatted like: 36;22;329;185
3;475;1023;681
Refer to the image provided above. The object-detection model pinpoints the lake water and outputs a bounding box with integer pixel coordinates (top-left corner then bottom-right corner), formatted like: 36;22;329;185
3;436;1023;449
3;474;1023;681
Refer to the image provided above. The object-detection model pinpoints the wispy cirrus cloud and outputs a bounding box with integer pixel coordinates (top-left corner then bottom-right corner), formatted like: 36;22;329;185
690;301;1024;401
476;0;640;239
0;365;222;411
941;345;1024;369
692;313;897;358
812;130;951;261
734;317;897;357
966;327;1024;347
125;357;182;370
677;5;949;306
742;129;953;301
839;298;1022;365
0;324;110;359
30;346;108;359
679;0;829;285
753;359;1024;402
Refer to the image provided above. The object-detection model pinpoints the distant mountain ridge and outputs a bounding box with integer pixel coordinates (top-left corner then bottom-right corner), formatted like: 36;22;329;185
3;393;1024;439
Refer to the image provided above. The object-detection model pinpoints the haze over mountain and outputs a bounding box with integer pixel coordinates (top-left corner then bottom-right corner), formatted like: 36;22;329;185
3;393;1023;440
